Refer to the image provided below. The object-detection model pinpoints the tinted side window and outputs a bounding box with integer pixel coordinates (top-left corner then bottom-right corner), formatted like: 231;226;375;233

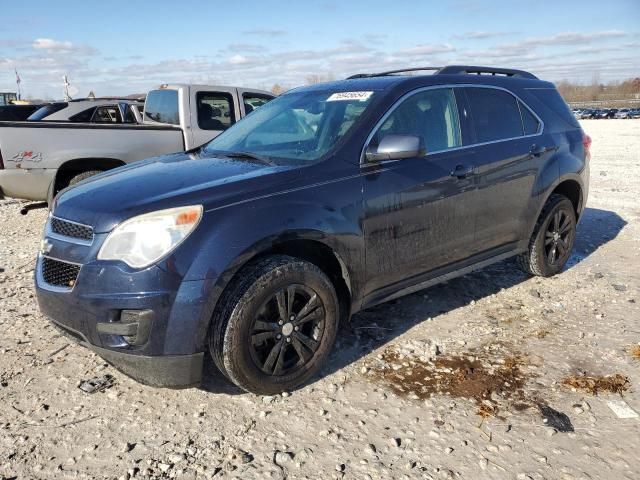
92;105;122;123
465;88;523;143
69;107;95;122
373;88;461;153
526;88;580;129
144;89;179;125
242;94;273;115
197;92;235;131
520;101;540;135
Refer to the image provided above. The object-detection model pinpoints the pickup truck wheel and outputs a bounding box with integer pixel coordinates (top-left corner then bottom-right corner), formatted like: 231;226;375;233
209;255;339;394
517;194;576;277
68;170;102;187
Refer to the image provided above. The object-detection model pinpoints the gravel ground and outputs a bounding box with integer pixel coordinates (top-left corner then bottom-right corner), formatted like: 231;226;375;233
0;119;639;480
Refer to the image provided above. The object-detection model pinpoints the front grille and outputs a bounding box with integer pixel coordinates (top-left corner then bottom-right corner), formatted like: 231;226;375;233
41;257;80;288
50;217;94;242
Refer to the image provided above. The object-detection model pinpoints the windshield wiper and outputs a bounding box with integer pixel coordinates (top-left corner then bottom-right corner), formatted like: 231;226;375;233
221;151;275;166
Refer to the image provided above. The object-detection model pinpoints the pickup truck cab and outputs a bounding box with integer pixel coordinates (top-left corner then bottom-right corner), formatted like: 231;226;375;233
35;65;590;394
0;84;273;202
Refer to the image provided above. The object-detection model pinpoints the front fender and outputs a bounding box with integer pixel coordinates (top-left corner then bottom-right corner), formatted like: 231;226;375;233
161;192;364;352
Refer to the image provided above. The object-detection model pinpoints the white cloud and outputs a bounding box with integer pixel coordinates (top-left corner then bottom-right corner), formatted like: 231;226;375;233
454;31;515;40
32;38;97;55
396;44;456;56
229;54;249;65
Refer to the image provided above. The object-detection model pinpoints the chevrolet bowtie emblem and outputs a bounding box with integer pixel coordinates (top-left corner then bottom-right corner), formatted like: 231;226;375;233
40;239;53;255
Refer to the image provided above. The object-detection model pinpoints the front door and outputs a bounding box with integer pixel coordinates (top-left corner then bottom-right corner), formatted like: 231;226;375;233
362;87;478;297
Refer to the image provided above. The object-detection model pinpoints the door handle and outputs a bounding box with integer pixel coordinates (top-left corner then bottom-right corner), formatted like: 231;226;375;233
530;144;556;157
450;164;475;179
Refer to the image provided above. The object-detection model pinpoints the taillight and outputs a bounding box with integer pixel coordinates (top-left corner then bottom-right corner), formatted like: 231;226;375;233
582;133;592;161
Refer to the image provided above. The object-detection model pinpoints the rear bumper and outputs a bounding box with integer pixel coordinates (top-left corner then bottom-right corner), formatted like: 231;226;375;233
0;168;56;201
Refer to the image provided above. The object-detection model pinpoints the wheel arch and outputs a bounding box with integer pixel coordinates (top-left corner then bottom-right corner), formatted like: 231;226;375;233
196;232;355;353
526;173;585;242
51;157;126;197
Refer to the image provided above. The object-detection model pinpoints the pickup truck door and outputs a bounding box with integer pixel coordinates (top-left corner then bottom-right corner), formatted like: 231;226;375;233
189;87;241;148
361;87;477;298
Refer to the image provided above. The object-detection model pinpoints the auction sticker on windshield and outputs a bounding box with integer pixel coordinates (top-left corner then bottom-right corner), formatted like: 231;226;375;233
327;91;373;102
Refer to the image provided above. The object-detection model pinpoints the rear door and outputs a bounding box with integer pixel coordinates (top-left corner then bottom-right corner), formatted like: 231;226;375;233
362;87;478;297
190;88;239;148
459;86;542;252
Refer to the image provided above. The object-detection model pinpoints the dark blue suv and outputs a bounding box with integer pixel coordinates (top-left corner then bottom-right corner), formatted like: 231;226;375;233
36;66;590;394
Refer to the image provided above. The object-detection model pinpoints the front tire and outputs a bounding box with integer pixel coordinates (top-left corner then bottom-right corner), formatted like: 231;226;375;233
210;255;339;395
518;194;577;277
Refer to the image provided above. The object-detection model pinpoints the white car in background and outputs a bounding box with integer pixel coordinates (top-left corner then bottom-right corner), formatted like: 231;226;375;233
27;98;145;124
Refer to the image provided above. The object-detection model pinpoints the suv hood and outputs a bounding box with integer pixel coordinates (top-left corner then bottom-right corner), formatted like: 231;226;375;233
53;151;299;233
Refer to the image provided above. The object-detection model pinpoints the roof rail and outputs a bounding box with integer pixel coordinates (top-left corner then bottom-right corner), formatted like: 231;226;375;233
347;65;537;80
347;67;442;79
437;65;538;79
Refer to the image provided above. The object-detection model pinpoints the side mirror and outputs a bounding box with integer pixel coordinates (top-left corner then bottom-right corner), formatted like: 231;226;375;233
365;134;426;163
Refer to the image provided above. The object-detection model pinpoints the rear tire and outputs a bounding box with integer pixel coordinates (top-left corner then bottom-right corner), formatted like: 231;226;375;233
517;194;576;277
209;255;339;394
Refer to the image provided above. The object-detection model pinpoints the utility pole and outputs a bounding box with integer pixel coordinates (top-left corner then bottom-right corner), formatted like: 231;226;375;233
63;74;71;101
15;69;21;100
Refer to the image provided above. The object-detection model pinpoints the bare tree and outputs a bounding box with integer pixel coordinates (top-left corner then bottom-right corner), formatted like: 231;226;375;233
271;83;285;95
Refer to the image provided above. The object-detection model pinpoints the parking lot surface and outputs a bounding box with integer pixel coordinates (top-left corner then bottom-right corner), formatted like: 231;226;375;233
1;119;639;479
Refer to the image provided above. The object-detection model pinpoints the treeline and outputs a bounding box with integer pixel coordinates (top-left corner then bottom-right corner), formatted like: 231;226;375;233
556;77;640;103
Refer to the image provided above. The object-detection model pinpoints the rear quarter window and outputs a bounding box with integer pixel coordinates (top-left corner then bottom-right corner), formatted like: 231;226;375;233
525;88;580;130
144;89;180;125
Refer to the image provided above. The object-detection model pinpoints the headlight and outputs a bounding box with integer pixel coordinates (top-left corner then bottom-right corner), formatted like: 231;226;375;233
98;205;203;268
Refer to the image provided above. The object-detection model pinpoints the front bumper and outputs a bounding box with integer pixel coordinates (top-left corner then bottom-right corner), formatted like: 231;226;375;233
0;168;56;201
50;317;203;387
35;249;212;388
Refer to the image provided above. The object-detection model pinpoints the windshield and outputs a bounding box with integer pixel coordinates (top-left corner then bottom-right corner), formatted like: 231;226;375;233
203;89;375;162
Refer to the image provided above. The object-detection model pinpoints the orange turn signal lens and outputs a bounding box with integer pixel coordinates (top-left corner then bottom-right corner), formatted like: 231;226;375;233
176;209;200;225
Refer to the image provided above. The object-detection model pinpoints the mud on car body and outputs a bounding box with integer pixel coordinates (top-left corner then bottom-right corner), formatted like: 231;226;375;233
35;66;590;394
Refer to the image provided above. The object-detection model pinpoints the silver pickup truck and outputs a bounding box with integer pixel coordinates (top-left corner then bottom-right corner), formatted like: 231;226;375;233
0;84;273;202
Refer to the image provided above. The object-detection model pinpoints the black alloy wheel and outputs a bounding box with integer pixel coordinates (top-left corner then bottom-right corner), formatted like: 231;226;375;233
249;284;325;376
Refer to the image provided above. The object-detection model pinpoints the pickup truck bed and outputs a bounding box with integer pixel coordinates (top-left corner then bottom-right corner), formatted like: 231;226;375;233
0;84;273;202
0;122;183;200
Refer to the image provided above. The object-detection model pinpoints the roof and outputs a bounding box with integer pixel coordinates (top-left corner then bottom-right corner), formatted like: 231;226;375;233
289;65;553;95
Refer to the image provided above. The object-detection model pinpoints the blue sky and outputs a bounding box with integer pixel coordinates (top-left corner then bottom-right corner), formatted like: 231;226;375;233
1;0;638;99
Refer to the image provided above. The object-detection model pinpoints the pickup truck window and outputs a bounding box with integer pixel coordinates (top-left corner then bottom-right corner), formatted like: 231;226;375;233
144;89;179;125
372;88;461;153
204;89;375;162
243;94;272;114
197;92;235;131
